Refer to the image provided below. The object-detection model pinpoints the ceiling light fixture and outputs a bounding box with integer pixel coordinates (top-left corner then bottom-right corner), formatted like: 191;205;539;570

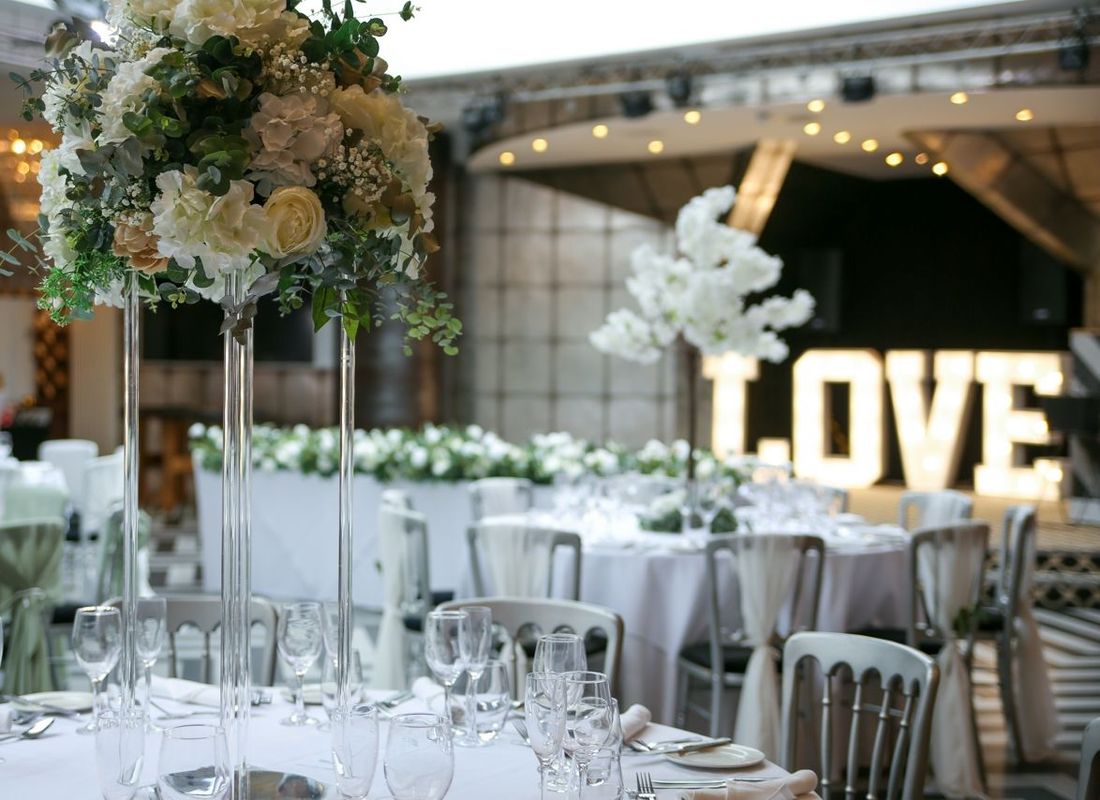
885;152;904;167
841;75;876;103
950;91;969;105
666;70;694;108
683;109;702;125
1015;108;1034;122
803;121;822;136
914;152;929;165
932;161;949;176
498;151;515;166
647;140;665;154
531;137;548;153
592;124;609;139
833;130;851;144
860;138;879;153
620;90;654;118
807;99;826;113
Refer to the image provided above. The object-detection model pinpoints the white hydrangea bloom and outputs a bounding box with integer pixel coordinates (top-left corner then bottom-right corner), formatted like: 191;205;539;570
97;47;174;145
170;0;286;46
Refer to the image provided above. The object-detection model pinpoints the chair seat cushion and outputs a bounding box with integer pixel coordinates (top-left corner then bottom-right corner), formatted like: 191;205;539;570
854;627;944;656
678;641;764;674
401;591;457;633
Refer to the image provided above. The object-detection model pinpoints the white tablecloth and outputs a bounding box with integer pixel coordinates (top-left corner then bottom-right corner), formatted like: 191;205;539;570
194;467;553;606
1;691;811;798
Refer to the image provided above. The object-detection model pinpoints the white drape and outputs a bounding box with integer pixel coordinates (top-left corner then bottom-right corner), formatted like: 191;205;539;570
732;536;803;760
478;523;552;597
918;531;986;799
1010;522;1059;760
374;509;409;689
472;479;530;519
918;493;969;529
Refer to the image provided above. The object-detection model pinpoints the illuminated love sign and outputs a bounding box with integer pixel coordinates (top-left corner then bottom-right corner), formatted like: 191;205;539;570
705;348;1070;499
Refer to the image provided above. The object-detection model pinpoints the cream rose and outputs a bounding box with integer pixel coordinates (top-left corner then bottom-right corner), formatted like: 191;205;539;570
263;187;325;258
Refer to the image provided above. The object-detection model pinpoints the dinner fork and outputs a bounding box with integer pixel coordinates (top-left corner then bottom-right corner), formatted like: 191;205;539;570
635;772;657;800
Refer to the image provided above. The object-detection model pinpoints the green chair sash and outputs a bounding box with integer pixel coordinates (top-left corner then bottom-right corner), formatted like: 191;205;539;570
97;509;151;603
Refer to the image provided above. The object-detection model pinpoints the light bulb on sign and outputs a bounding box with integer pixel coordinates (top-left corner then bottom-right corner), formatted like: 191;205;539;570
703;354;759;458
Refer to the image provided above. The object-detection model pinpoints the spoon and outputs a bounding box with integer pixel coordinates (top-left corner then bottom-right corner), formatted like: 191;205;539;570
0;716;54;743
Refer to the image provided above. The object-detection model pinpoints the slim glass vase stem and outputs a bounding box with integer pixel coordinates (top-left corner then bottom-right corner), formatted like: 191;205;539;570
120;277;140;714
220;271;253;800
336;305;355;712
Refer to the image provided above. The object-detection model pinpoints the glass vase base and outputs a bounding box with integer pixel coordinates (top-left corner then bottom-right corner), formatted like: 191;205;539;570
279;714;321;728
228;769;335;799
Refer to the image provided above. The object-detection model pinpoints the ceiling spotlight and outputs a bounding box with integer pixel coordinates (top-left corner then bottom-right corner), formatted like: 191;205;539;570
932;161;949;176
915;152;929;165
647;139;665;154
683;109;702;125
885;152;904;167
807;98;826;113
950;91;969;105
1058;16;1090;71
860;138;879;153
833;130;851;144
803;121;822;136
461;93;507;144
1015;108;1035;122
841;75;876;103
619;89;654;119
498;151;515;166
531;137;549;153
666;70;694;108
592;124;609;139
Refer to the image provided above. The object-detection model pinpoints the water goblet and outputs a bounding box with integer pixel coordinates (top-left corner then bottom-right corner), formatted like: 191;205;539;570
562;671;614;800
72;605;122;734
424;610;467;733
532;632;586;675
449;659;509;746
278;601;324;727
157;723;231;800
525;672;566;800
584;699;625;799
383;713;454;800
456;606;491;747
95;708;145;800
331;703;380;800
135;596;167;727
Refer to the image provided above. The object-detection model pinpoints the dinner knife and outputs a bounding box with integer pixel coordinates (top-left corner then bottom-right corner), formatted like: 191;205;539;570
0;694;82;718
652;736;733;755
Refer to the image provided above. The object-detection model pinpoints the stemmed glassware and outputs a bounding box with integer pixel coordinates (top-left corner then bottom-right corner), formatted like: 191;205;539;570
562;671;614;800
157;723;231;800
331;703;379;800
321;649;365;726
278;601;324;727
525;672;566;800
383;713;454;800
424;610;467;735
532;633;586;791
72;605;122;734
450;660;510;745
456;606;491;747
136;597;167;728
95;708;145;800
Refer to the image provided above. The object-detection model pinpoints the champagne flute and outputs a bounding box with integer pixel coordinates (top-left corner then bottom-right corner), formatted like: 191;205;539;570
456;606;491;747
135;597;167;728
562;671;614;800
72;606;122;734
525;672;566;800
278;601;324;727
331;703;379;800
532;633;586;790
383;713;454;800
424;610;467;735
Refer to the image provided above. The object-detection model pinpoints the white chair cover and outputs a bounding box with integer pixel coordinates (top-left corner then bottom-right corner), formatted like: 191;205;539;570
732;535;803;759
917;531;987;799
1010;522;1059;760
81;453;124;538
374;506;418;689
38;439;98;514
470;478;532;520
903;491;972;530
476;523;553;597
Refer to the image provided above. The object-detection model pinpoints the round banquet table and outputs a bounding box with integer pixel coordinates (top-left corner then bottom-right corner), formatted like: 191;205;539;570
2;690;815;798
461;526;909;725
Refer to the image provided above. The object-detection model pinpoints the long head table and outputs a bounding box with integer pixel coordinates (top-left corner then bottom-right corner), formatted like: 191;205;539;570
3;690;813;798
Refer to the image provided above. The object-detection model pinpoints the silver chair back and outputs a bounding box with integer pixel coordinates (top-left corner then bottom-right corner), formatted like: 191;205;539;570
781;632;939;800
897;490;973;531
1079;717;1100;800
381;488;414;511
438;596;623;696
38;439;98;515
378;505;432;617
469;477;534;521
467;521;581;599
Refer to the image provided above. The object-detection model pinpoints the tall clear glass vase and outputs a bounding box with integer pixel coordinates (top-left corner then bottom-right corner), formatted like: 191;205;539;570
335;301;355;713
220;271;253;800
120;277;141;714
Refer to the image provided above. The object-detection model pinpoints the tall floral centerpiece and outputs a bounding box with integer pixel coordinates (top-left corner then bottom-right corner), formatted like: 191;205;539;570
13;1;456;793
590;186;813;514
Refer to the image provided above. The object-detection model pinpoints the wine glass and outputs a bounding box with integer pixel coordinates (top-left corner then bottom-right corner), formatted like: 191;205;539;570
424;610;467;734
72;606;122;734
456;606;491;747
278;601;324;727
135;597;167;728
525;672;566;800
383;713;454;800
95;708;144;800
449;659;510;745
331;703;379;800
532;633;587;675
321;649;365;725
157;723;230;800
562;671;614;800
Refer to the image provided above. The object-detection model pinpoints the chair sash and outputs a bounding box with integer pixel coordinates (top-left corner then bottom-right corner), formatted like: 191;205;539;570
374;509;411;689
732;536;803;759
917;533;986;799
96;509;152;602
0;520;64;694
1009;523;1059;760
478;524;552;598
1;588;52;694
919;493;969;528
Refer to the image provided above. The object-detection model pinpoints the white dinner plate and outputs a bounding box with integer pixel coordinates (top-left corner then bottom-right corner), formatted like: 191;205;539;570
663;743;765;770
13;690;93;713
279;684;324;705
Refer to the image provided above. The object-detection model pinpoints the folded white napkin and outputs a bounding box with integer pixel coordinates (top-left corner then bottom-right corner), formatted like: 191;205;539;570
411;677;444;705
151;676;220;707
684;769;817;800
619;703;651;742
